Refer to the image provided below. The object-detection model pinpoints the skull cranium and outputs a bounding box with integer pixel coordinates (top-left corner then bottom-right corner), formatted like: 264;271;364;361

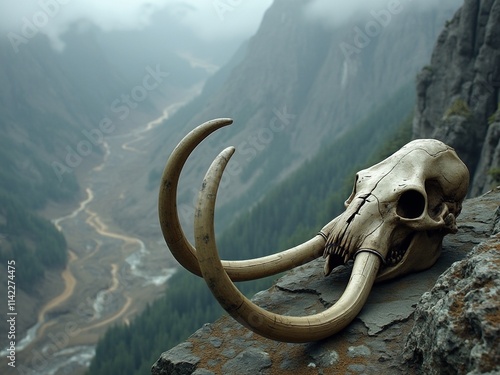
158;120;469;342
323;139;469;282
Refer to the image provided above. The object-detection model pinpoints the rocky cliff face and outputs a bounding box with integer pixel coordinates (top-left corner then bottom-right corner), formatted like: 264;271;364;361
151;188;500;375
404;224;500;374
412;0;500;196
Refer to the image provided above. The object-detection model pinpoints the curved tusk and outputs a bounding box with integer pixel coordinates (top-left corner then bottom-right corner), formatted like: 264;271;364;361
158;119;326;282
159;119;232;277
195;147;381;342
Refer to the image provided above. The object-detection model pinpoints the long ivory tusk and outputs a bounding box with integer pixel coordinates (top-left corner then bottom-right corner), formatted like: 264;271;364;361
158;119;326;281
194;147;381;342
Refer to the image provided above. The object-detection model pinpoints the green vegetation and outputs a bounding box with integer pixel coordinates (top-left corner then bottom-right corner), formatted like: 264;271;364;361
488;168;500;184
488;104;499;125
0;192;68;290
86;83;415;375
87;270;225;375
422;65;434;73
0;135;79;209
0;116;78;292
444;98;472;119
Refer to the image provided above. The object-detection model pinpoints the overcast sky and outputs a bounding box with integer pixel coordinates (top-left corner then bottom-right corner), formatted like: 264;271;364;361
0;0;460;51
0;0;273;49
304;0;460;27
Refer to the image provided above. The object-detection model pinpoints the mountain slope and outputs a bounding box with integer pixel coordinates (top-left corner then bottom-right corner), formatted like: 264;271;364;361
125;0;460;241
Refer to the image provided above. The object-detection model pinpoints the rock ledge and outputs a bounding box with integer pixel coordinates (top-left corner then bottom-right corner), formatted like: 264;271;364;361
152;189;500;375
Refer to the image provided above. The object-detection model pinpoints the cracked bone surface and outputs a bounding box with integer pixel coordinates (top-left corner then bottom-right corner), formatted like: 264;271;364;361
158;119;469;342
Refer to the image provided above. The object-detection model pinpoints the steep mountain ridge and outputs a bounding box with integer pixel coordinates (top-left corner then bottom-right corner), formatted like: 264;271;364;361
128;0;460;239
412;0;500;195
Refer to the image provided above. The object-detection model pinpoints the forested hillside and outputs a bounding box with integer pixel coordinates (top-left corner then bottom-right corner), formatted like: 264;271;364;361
0;31;122;291
0;195;67;290
0;105;77;289
86;82;415;375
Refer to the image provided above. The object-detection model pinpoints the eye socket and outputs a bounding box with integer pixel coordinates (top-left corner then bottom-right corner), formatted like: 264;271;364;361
397;189;426;219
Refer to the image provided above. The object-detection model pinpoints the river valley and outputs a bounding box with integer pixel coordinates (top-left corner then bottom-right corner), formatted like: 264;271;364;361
0;93;199;375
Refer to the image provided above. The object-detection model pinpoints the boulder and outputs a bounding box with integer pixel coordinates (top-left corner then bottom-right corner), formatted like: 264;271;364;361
404;232;500;374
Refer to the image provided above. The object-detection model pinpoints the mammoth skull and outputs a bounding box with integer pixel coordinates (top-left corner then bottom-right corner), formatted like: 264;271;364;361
158;119;469;343
323;138;469;282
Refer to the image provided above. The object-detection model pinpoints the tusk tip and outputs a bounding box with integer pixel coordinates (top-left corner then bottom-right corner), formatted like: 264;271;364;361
216;118;233;125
